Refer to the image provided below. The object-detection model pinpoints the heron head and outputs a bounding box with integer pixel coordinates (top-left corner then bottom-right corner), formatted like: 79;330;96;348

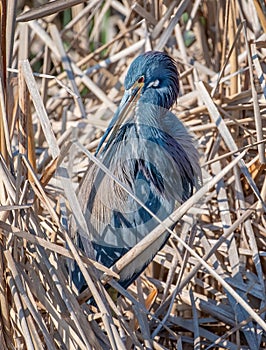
95;52;179;155
124;51;179;110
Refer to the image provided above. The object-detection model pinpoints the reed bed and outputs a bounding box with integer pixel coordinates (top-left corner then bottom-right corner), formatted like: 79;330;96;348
0;0;266;349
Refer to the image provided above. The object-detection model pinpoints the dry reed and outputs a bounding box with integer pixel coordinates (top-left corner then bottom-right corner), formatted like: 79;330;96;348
0;0;266;349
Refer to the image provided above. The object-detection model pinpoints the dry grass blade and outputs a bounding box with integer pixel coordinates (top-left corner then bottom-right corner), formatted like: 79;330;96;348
196;80;266;210
1;1;266;349
5;250;56;350
20;60;60;159
244;28;265;164
155;0;190;50
16;0;87;22
50;24;86;118
0;78;12;162
253;0;266;32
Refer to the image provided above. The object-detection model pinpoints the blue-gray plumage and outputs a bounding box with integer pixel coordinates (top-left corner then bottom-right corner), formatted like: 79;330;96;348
72;51;201;292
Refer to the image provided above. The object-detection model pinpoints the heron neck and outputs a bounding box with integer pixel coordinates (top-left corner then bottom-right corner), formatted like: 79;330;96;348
135;102;168;130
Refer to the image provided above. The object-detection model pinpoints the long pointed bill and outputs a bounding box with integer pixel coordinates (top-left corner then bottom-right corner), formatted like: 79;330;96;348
95;80;144;156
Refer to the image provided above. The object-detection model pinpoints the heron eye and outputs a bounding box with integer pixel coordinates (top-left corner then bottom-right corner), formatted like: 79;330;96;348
138;76;144;83
147;79;160;88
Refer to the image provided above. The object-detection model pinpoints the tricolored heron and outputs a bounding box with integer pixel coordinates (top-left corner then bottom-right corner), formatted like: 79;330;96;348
72;51;201;293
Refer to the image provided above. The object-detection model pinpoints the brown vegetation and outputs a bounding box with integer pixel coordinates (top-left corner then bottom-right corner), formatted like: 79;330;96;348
0;0;266;349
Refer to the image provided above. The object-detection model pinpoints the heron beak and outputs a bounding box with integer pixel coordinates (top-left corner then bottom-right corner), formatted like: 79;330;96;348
95;80;144;155
113;80;144;130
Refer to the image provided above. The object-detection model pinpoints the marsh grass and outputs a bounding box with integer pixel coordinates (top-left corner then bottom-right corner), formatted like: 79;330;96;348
0;1;266;349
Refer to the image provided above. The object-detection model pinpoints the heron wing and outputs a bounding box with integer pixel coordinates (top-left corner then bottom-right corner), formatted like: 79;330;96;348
78;119;196;248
